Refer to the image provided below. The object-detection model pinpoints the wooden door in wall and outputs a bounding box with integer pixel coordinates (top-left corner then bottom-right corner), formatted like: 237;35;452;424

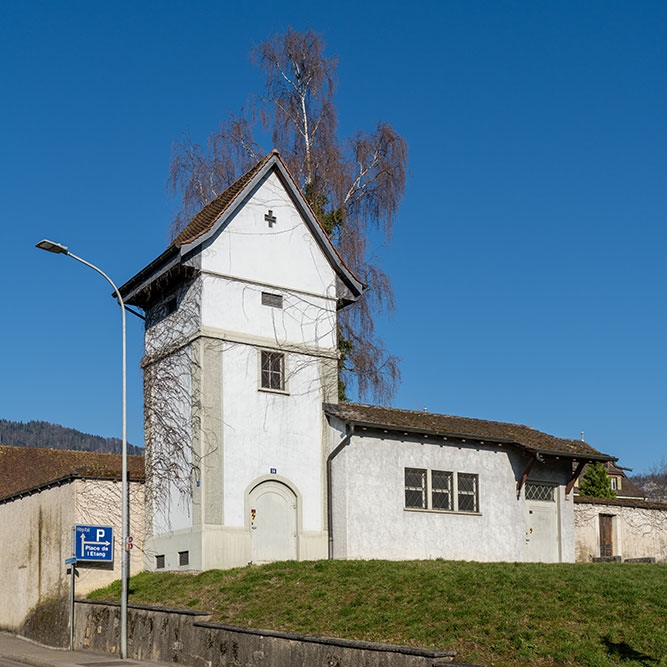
599;514;613;557
249;481;297;563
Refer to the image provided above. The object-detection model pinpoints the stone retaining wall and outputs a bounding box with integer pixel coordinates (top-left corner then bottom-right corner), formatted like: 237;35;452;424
574;499;667;563
74;600;480;666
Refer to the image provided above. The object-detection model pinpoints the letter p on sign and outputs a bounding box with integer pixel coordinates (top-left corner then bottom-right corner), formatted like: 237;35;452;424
97;529;105;542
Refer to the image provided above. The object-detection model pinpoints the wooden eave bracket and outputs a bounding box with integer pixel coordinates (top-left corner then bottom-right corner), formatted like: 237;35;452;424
566;461;586;495
516;455;537;493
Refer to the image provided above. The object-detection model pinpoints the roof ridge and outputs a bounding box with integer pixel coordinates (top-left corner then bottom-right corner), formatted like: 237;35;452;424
269;152;363;286
171;152;273;248
170;150;363;288
339;401;543;435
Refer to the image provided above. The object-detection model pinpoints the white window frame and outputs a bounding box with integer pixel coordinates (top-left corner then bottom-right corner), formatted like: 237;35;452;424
404;468;427;509
258;349;288;394
404;468;480;515
457;473;479;513
431;469;454;511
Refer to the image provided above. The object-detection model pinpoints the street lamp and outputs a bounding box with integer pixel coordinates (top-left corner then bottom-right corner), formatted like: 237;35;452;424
36;239;130;659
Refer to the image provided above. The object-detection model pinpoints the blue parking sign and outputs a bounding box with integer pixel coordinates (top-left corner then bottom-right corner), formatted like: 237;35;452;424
74;525;114;562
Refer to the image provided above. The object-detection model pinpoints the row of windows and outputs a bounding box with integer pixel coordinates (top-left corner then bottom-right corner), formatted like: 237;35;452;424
405;468;479;513
405;472;559;513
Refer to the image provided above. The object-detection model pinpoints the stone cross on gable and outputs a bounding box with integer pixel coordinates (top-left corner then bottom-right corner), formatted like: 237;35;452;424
264;210;277;228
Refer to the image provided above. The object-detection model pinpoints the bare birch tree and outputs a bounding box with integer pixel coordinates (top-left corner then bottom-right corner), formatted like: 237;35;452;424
168;28;407;403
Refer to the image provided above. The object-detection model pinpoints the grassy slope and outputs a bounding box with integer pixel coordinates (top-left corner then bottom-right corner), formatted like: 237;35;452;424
89;560;667;667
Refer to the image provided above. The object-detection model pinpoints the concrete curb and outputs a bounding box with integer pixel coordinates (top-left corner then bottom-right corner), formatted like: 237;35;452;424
0;655;54;667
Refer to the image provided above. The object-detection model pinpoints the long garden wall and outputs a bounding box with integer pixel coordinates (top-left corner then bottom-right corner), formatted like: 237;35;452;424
74;600;481;667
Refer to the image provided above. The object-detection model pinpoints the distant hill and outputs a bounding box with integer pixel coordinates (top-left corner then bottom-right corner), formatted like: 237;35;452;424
0;419;143;455
630;467;667;504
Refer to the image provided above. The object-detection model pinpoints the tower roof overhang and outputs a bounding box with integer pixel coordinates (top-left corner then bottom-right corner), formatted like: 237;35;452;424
118;151;364;310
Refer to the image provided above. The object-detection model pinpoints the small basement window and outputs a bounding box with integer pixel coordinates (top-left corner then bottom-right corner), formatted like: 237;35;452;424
261;292;283;309
178;550;189;567
155;554;165;569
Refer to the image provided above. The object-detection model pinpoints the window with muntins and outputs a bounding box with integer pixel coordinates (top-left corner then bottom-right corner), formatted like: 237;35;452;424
404;468;480;513
458;473;479;512
404;468;427;508
525;482;556;502
178;550;189;566
260;350;284;391
155;554;165;569
431;470;453;510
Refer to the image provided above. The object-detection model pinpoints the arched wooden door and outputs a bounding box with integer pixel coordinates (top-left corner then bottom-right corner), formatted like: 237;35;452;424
249;481;297;564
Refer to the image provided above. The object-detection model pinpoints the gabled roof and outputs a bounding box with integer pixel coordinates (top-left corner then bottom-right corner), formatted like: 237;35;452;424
119;151;364;308
0;445;145;502
324;402;613;460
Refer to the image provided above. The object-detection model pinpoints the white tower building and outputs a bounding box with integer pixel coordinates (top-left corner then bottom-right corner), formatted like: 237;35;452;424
119;151;363;570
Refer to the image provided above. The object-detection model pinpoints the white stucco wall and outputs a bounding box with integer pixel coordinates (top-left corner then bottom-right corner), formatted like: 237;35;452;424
574;501;667;562
201;274;336;350
329;426;575;563
0;479;144;632
222;343;327;533
199;171;337;299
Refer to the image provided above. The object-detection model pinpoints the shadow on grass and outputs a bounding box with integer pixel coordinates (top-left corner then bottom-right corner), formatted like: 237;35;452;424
602;636;657;665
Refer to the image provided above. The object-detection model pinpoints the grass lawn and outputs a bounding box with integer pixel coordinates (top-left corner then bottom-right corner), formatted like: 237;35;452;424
89;560;666;667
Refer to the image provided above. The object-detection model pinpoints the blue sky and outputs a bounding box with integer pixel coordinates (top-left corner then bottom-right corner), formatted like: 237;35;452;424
2;1;665;472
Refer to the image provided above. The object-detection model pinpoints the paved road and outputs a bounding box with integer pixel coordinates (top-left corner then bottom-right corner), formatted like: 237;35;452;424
0;632;171;667
0;659;33;667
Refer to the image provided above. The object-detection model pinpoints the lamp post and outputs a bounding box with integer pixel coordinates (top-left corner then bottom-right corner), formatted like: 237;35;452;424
36;239;129;659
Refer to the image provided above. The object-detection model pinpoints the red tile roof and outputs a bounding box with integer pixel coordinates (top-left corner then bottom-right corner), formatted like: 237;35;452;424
171;153;273;247
0;446;145;501
324;402;612;459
